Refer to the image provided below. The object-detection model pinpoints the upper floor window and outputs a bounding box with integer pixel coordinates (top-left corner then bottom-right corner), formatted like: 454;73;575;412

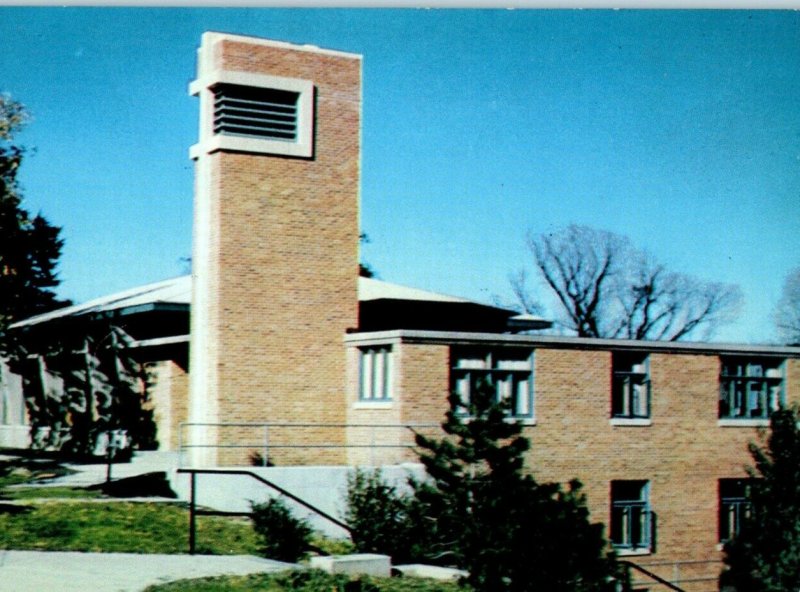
720;358;784;420
359;346;392;402
611;480;652;553
612;353;650;419
451;348;534;419
719;478;752;543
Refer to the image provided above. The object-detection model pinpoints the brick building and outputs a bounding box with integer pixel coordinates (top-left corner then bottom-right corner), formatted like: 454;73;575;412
4;31;800;589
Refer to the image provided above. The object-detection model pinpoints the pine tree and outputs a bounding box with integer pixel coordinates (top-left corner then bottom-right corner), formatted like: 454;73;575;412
720;408;800;591
0;95;67;349
412;380;618;592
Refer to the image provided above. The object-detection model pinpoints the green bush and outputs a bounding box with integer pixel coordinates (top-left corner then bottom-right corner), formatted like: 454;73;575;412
250;497;313;562
344;469;418;564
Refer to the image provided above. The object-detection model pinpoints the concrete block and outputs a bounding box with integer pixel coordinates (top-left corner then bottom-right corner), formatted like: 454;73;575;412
393;564;468;581
310;554;391;578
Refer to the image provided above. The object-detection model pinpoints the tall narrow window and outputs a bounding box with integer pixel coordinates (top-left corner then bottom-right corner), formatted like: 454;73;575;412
720;358;784;420
612;353;650;419
451;348;533;419
611;480;652;552
359;347;392;402
719;479;751;543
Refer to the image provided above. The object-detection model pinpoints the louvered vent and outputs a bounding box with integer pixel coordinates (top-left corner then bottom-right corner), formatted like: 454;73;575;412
213;84;299;141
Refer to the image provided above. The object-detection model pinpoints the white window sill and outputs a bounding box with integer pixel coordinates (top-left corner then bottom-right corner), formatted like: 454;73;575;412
610;418;652;427
718;419;770;428
514;418;537;426
614;547;652;557
353;401;394;410
457;416;536;426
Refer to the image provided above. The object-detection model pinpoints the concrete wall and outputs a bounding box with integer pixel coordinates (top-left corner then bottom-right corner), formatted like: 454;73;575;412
170;463;425;539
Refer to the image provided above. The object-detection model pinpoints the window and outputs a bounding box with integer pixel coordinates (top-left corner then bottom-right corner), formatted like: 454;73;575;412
611;480;652;552
612;353;650;419
720;358;784;420
451;348;533;419
213;84;300;142
359;347;392;402
719;479;751;543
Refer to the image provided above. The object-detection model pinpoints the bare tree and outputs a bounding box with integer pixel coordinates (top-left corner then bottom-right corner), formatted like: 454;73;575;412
774;267;800;345
518;225;742;341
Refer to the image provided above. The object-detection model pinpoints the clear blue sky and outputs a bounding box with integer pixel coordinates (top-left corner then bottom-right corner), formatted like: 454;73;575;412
1;8;798;344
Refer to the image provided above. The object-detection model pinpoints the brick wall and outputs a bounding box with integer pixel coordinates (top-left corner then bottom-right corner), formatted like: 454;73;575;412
354;337;800;590
190;35;361;465
148;360;189;452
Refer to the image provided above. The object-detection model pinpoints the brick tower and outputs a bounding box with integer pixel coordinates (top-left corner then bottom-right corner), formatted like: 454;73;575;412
187;32;361;466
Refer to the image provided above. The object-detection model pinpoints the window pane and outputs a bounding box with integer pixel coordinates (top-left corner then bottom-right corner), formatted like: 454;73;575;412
451;348;533;418
457;357;487;369
373;350;385;399
496;358;531;371
515;378;530;416
360;351;373;400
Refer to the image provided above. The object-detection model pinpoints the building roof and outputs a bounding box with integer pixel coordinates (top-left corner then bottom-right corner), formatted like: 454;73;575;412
12;274;541;330
10;275;193;329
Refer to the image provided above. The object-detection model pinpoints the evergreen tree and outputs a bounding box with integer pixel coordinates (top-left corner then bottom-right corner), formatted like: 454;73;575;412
720;408;800;591
412;380;618;592
0;95;67;349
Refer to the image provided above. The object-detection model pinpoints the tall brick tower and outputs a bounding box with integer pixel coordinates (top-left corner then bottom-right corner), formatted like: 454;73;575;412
187;32;361;466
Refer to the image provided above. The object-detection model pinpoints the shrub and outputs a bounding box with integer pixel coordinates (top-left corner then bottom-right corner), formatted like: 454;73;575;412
344;469;417;564
250;496;313;562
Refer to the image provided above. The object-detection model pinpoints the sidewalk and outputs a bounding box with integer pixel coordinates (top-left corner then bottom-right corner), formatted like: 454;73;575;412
0;550;294;592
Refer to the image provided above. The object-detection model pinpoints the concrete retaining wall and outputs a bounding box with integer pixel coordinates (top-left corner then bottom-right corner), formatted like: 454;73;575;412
170;463;426;538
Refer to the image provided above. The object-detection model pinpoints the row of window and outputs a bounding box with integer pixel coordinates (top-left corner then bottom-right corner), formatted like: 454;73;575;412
357;346;787;422
610;478;749;552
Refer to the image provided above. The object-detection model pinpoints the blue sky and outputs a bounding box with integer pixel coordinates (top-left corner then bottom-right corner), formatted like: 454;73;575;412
1;8;798;344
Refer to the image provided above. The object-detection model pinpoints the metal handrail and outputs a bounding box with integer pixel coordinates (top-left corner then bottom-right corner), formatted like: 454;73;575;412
620;560;687;592
177;421;441;467
177;467;352;555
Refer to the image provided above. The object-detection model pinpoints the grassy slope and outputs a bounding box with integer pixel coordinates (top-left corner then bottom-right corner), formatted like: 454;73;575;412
0;501;259;554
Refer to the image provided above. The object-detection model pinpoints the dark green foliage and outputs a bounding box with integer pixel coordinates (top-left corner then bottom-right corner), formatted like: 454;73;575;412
720;408;800;591
250;497;314;562
344;469;418;564
345;379;618;592
17;324;158;458
411;382;617;592
0;96;67;349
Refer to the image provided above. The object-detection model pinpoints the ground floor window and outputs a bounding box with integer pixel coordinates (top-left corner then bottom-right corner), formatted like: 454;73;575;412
611;480;652;552
451;347;534;419
359;346;393;401
719;479;751;543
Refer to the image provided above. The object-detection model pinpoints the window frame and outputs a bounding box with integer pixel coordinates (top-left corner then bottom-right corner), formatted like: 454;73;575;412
719;357;785;421
610;480;652;553
719;478;752;543
450;347;535;421
611;352;651;420
358;346;393;403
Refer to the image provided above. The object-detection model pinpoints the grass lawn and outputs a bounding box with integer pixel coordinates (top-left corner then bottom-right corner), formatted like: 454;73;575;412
0;500;260;554
0;455;259;555
143;570;465;592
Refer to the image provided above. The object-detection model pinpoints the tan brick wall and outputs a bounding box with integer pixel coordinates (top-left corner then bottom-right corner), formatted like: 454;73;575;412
192;36;361;465
376;340;800;590
148;360;189;452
